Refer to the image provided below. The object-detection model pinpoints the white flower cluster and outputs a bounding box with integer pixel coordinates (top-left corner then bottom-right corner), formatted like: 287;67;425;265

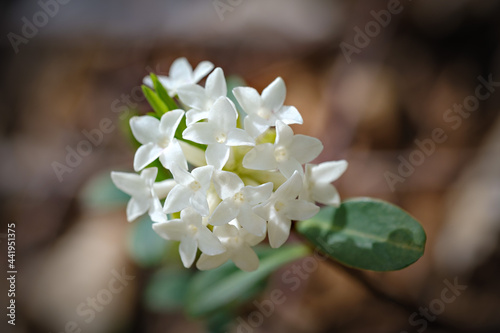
112;58;347;271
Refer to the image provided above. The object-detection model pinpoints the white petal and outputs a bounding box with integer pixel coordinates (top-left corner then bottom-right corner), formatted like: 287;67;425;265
192;60;215;83
159;140;187;170
267;211;291;248
244;115;269;138
252;203;270;222
183;122;217;145
130;116;160;145
241;182;273;205
290;135;323;164
242;144;277;170
213;224;239;238
170;163;193;185
153;179;177;199
242;228;266;246
159;109;184;139
275;171;303;200
181;206;202;224
143;75;153;88
179;236;197;268
210;199;240;226
191;165;214;189
196;252;230;270
278;158;303;179
212;170;244;199
206;143;230;170
262;77;286;111
196;227;226;255
152;219;186;241
311;160;348;184
313;184;341;206
237;205;266;237
126;197;149;222
232;245;260;272
148;196;165;218
226;128;255;146
149;210;168;223
208;97;237;131
206;67;226;99
190;191;210;216
140;167;158;186
283;200;319;221
275;106;303;125
177;85;207;110
275;121;294;147
185;109;209;126
164;185;192;213
111;171;146;197
133;143;163;171
233;87;261;115
169;57;192;81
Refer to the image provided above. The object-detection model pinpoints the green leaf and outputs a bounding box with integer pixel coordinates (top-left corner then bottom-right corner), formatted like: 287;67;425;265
296;198;426;271
142;85;169;116
144;267;192;312
150;73;178;111
128;215;169;267
185;244;309;318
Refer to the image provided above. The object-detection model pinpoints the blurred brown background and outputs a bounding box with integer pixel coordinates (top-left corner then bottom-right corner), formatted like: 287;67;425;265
1;0;500;332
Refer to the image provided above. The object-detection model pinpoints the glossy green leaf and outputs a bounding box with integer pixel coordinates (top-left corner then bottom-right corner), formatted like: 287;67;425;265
150;73;178;111
128;215;168;267
142;85;169;116
296;198;426;271
185;244;309;318
144;267;192;312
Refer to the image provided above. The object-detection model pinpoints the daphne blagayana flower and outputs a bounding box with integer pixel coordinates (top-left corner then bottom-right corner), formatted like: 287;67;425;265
183;96;254;170
112;57;348;271
143;57;214;97
243;120;323;178
178;67;229;126
153;207;225;268
111;167;175;222
130;109;186;171
196;223;264;271
233;77;303;138
254;171;319;248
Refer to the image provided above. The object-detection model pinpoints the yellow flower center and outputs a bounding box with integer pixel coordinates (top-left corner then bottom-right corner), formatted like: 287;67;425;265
274;201;285;212
234;192;245;203
274;146;288;162
257;108;272;120
215;132;227;143
190;181;201;191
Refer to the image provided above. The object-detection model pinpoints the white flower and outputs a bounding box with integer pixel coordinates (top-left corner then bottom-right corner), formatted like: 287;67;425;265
243;121;323;178
196;223;264;272
111;168;175;222
152;207;225;268
164;165;214;216
143;57;214;97
210;171;273;236
178;67;229;126
183;97;254;170
233;77;303;138
302;161;348;206
254;172;319;248
112;62;351;272
130;110;186;172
